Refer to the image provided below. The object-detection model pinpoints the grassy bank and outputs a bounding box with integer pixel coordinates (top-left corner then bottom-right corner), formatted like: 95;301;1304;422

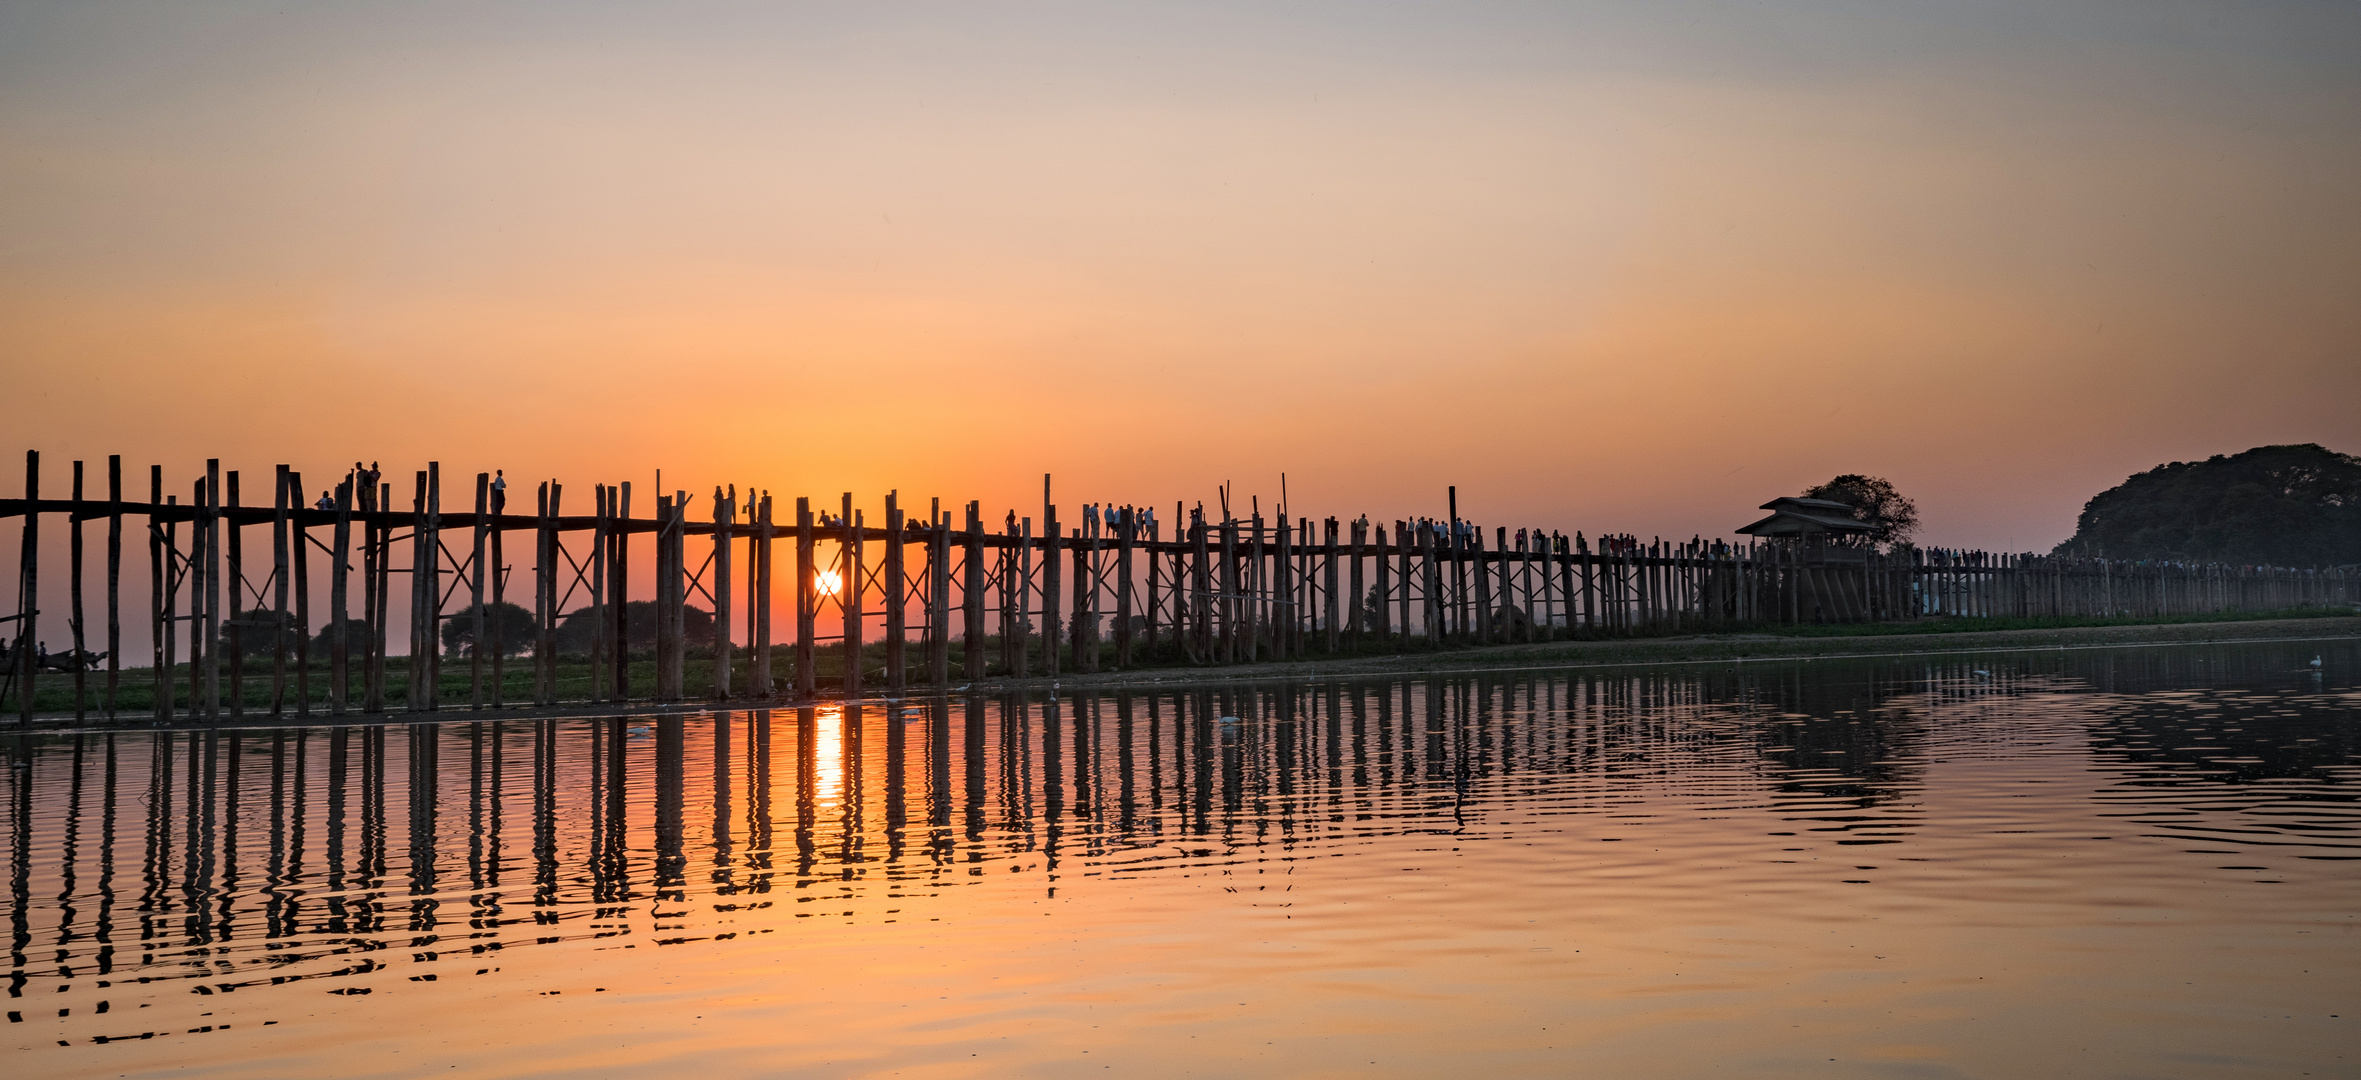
7;605;2355;717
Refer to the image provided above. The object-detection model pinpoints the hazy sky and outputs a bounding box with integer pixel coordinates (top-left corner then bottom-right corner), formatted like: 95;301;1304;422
5;0;2357;549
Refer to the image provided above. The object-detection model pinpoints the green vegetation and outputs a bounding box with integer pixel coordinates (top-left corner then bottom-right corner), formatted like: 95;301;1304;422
1753;605;2357;638
2054;443;2361;566
9;604;2352;716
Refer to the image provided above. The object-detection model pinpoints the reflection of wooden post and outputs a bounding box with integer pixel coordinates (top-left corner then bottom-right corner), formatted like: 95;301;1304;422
795;497;814;698
106;457;122;719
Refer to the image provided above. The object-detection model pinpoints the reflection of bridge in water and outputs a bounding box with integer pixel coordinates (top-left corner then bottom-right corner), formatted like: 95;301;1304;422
8;639;2353;1035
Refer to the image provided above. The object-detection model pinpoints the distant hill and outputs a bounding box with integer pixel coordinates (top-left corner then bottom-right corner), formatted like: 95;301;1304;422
2053;444;2361;567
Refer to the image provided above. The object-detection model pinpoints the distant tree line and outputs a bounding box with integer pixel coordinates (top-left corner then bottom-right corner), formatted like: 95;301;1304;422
2053;443;2361;567
219;600;716;658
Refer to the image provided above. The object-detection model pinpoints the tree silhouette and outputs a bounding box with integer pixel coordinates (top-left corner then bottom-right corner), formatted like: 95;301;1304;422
442;602;539;657
2053;443;2361;566
1801;475;1919;548
551;601;712;656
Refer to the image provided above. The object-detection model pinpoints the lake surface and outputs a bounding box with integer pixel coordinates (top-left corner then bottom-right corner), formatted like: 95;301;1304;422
7;639;2358;1079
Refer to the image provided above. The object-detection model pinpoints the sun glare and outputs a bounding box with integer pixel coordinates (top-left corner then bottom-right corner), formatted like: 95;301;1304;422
815;569;843;598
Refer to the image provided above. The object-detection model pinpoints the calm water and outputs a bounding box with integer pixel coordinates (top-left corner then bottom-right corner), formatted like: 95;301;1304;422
6;640;2358;1079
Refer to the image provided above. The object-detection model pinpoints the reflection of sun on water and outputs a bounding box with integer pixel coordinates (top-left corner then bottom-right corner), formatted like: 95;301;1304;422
813;704;844;807
815;569;843;598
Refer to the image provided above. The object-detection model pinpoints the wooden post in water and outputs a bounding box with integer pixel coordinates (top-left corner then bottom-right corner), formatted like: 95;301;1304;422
228;469;247;718
961;502;984;680
1081;517;1095;671
1323;518;1339;653
1040;479;1060;679
883;491;904;693
590;484;608;703
271;464;290;715
537;482;555;706
714;485;735;701
289;469;310;716
1116;508;1136;668
652;491;674;702
1000;515;1020;677
366;477;387;713
1218;515;1239;663
795;497;814;698
1189;509;1210;663
1421;522;1444;647
329;476;350;715
470;474;488;707
928;499;950;688
1347;519;1365;650
608;482;629;703
755;493;775;698
844;499;865;697
70;460;87;720
152;471;170;723
1371;524;1390;642
1267;511;1287;661
203;459;222;721
106;457;122;719
13;450;39;723
667;488;684;699
419;467;437;709
424;463;442;711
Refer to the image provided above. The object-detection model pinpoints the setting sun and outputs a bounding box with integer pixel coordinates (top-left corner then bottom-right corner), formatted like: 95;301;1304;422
815;569;843;598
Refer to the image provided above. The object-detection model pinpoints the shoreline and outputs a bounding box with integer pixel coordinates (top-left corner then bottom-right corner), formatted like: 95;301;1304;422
9;615;2355;732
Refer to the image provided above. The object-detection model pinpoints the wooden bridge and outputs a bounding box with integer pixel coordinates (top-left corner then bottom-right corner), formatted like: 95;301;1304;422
5;451;2353;723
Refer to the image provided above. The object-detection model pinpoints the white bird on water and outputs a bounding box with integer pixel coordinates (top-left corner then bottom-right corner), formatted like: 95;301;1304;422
2311;655;2324;669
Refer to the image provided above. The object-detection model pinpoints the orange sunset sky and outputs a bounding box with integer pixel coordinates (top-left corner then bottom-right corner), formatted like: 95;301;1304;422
5;1;2357;550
